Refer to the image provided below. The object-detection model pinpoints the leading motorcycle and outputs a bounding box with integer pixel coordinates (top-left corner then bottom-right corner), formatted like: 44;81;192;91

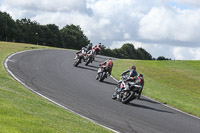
112;74;144;104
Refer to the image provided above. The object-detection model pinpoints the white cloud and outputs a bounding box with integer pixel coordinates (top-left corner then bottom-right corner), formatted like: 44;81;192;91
123;33;130;39
1;0;200;60
189;48;200;60
172;47;200;60
2;0;88;12
174;0;200;7
173;47;185;60
139;6;200;43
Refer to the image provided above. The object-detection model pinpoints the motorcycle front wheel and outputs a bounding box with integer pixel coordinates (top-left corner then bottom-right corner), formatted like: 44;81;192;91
121;91;135;104
96;73;99;80
85;57;92;66
73;58;80;67
99;72;106;82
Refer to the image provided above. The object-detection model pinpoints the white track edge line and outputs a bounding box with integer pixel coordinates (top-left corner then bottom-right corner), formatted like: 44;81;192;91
4;49;120;133
110;75;200;120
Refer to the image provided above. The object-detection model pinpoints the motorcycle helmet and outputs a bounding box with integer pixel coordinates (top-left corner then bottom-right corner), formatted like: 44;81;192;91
98;43;102;47
89;43;92;47
130;66;136;70
139;74;143;77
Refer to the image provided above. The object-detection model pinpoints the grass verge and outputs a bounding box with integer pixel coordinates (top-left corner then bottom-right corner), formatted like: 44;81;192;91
0;42;113;133
112;59;200;117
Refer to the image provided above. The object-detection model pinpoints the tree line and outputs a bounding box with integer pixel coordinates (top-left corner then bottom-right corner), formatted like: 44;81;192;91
0;11;90;50
101;43;153;60
0;11;170;60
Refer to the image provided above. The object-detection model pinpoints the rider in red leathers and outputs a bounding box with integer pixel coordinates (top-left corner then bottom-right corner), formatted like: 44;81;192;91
99;58;113;75
93;43;102;55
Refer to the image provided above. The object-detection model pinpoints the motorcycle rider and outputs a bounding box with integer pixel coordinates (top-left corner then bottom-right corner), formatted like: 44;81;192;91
99;58;113;76
86;43;93;52
74;43;92;60
112;66;143;99
86;43;94;55
121;66;138;78
74;47;87;62
93;43;102;55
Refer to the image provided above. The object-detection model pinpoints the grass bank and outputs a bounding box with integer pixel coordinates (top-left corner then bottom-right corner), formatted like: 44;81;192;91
0;42;113;133
112;59;200;117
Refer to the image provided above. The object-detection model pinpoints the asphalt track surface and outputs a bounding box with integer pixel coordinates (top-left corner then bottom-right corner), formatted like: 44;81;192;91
6;49;200;133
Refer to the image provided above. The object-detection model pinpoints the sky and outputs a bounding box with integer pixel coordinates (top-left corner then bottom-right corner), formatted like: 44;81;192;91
1;0;200;60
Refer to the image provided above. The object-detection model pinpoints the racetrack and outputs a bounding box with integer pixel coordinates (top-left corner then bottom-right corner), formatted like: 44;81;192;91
5;49;200;133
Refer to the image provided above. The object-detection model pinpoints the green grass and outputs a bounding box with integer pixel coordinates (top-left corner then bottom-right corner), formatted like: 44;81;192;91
112;59;200;117
0;42;113;133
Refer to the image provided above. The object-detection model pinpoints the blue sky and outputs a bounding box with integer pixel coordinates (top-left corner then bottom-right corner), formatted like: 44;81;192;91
169;1;189;10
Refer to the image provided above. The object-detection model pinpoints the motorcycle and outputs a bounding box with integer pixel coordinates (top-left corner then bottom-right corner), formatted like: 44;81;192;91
92;45;102;56
96;65;110;82
112;74;144;104
85;49;95;66
73;52;86;67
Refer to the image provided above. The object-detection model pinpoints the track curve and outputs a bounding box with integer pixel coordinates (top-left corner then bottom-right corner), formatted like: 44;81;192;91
5;49;200;133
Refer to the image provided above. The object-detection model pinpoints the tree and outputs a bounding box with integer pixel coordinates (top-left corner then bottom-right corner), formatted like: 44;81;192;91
136;48;152;60
101;46;116;57
43;24;63;47
100;43;153;60
0;11;16;41
119;43;137;59
15;18;41;44
60;24;90;49
157;56;171;60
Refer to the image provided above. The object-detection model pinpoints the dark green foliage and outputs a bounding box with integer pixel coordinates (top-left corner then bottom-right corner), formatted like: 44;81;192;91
15;18;40;44
100;46;117;58
120;43;137;59
157;56;171;60
15;19;64;47
0;11;17;42
136;47;152;60
0;11;89;49
60;24;90;50
41;24;64;47
101;43;153;60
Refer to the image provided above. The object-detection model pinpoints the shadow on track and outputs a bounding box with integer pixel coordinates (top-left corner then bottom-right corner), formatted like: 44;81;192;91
87;64;99;69
96;56;108;60
101;80;118;86
128;103;174;114
93;60;102;63
138;98;160;104
76;66;96;72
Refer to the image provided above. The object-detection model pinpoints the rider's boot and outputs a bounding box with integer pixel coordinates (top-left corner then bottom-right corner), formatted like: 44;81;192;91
112;87;122;99
96;74;99;80
74;55;77;60
112;92;117;99
137;88;143;99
